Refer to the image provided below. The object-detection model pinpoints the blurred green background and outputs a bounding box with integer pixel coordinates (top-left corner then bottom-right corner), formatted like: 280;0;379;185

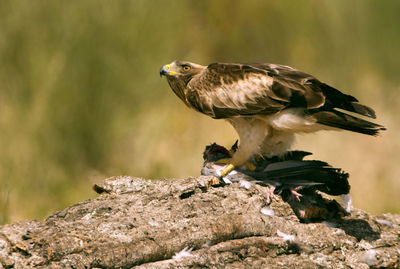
0;0;399;223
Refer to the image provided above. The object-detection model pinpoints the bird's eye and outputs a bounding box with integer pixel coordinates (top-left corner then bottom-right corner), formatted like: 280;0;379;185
182;65;191;71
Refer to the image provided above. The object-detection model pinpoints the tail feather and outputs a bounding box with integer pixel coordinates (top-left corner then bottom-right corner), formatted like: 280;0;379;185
349;102;377;119
320;83;377;118
313;110;386;136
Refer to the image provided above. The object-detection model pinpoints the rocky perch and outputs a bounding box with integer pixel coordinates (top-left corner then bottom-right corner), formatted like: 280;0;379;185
0;176;399;268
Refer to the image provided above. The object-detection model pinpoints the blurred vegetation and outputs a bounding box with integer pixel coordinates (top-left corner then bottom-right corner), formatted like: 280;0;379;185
0;0;399;223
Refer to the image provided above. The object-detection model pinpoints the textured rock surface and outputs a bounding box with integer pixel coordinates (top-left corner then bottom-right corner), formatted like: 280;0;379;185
0;176;399;268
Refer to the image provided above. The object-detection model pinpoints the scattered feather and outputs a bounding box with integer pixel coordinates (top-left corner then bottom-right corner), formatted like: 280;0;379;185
81;210;96;221
277;230;295;242
239;179;252;190
228;170;238;176
172;246;194;259
334;229;345;236
340;194;353;213
147;221;158;227
260;206;275;216
375;219;393;228
222;177;232;184
362;249;377;266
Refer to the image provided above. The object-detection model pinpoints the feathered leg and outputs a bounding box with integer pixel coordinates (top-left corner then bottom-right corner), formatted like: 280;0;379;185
218;118;267;178
259;128;295;157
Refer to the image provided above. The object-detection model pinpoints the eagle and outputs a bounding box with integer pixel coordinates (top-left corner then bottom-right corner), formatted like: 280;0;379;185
160;61;385;179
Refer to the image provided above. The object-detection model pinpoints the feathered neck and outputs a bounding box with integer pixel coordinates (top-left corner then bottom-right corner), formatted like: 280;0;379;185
166;75;193;107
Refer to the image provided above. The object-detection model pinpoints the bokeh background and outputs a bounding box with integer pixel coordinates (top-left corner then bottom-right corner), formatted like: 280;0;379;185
0;0;399;223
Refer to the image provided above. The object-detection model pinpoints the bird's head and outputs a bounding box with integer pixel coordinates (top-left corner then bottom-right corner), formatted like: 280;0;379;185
160;61;206;105
160;61;205;81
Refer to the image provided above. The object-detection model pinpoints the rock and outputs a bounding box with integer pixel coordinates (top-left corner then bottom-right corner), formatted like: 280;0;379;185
0;176;399;268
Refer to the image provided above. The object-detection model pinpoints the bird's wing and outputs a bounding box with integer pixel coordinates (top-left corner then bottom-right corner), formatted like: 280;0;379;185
244;63;377;118
240;160;350;196
186;63;376;120
186;63;326;119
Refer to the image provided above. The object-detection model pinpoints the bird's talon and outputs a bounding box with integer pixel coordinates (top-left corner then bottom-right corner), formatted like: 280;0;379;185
266;186;276;204
228;140;239;156
255;154;265;162
220;163;235;178
244;161;256;171
290;187;303;201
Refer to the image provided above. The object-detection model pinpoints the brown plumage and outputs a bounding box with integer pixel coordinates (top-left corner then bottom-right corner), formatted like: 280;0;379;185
160;61;385;171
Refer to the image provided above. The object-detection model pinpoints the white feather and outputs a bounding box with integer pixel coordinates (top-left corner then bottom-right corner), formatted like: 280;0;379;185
172;246;194;259
340;194;353;213
277;230;295;242
269;108;319;132
239;179;252;190
362;249;377;266
260;206;275;216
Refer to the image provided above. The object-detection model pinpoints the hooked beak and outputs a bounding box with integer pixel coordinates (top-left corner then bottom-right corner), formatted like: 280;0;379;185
159;65;169;77
159;64;182;77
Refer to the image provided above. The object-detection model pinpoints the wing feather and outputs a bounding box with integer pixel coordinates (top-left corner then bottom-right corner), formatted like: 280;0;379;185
187;63;325;119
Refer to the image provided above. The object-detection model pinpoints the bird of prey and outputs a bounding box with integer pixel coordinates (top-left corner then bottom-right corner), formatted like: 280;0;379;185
160;61;385;178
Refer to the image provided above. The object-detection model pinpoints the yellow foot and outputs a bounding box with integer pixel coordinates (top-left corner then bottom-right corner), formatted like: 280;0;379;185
215;158;255;173
220;163;235;178
254;153;265;163
213;157;235;178
244;162;256;171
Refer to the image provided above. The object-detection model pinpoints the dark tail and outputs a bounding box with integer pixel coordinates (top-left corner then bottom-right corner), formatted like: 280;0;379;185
320;83;377;118
313;110;386;136
315;83;385;135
